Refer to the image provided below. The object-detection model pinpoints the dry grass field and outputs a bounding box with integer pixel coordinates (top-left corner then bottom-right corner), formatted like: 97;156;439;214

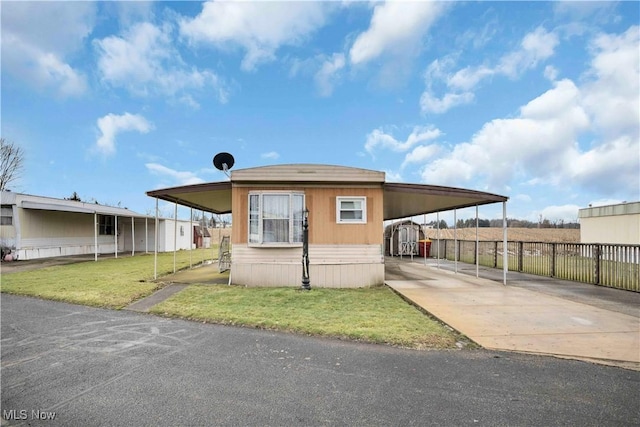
423;227;580;243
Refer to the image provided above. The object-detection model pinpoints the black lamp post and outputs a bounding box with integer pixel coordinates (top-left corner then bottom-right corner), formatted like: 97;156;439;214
301;208;311;290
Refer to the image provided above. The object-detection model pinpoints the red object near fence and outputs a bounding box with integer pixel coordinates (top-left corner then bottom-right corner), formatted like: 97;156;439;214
419;240;431;257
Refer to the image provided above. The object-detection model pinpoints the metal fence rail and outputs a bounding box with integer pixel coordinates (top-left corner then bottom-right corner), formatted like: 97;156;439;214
431;239;639;292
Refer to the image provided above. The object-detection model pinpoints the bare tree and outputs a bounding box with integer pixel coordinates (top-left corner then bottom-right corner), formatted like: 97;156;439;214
0;138;25;191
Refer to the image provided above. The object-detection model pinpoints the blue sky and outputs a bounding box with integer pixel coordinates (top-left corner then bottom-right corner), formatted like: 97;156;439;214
2;1;639;224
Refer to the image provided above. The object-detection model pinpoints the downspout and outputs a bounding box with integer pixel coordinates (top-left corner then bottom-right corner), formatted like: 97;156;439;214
131;216;135;257
145;218;148;254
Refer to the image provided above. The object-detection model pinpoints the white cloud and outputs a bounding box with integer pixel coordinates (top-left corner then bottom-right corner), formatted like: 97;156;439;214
365;126;442;155
402;145;441;169
349;2;446;65
422;79;590;189
261;151;280;160
179;1;329;71
421;27;559;114
539;204;581;222
95;113;154;156
417;26;639;200
568;135;639;194
28;47;88;97
519;79;588;122
383;170;403;183
315;53;346;97
146;163;205;186
448;66;494;92
582;26;640;138
497;27;559;78
2;2;94;97
95;22;228;105
553;1;617;19
544;65;559;81
420;91;474;115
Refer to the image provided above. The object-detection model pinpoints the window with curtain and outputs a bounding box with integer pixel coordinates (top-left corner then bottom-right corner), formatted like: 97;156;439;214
249;192;304;245
336;197;366;224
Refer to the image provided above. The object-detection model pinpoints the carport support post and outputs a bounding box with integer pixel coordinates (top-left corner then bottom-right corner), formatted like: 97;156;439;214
154;198;158;280
173;203;177;274
436;212;440;269
190;207;193;268
145;218;148;254
114;215;118;259
94;212;98;262
476;205;479;279
454;209;458;274
423;214;427;266
202;210;206;264
503;201;507;285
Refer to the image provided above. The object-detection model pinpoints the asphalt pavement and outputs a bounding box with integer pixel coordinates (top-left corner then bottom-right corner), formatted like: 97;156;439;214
2;294;639;426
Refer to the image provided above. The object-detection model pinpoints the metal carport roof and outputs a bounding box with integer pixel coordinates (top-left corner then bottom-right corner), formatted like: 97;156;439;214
146;180;508;219
383;183;508;220
146;181;233;214
20;201;151;218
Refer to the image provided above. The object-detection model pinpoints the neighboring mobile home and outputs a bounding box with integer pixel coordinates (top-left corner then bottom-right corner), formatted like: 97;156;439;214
0;191;192;260
147;164;508;288
579;201;640;245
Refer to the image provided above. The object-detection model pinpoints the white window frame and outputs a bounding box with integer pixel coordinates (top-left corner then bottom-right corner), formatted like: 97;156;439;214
0;205;13;226
336;196;367;224
98;215;115;235
248;192;305;246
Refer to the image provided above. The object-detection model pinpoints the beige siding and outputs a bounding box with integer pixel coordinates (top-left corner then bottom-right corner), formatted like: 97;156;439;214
232;244;383;264
580;215;640;244
232;186;383;245
0;225;16;240
579;202;640;245
20;210;94;238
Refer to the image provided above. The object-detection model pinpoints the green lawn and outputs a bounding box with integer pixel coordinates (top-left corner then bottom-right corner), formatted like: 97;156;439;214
150;285;459;349
1;249;462;349
0;249;217;308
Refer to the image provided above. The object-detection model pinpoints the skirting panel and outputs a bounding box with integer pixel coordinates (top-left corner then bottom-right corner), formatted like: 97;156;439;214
231;263;384;288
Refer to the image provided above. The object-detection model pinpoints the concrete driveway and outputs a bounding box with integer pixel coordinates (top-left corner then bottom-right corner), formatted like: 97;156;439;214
386;258;640;369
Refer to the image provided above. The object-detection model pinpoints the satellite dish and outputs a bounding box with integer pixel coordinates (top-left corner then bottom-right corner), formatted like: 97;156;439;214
213;152;235;177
